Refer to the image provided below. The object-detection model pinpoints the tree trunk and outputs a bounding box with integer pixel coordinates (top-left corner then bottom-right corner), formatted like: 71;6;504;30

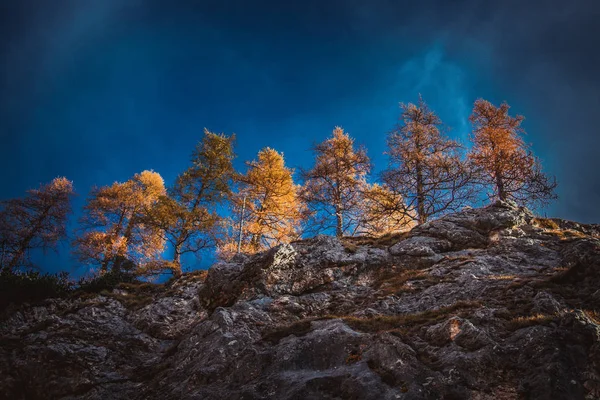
100;256;110;273
6;205;52;271
495;171;506;201
114;214;135;273
7;247;26;271
416;160;427;225
171;249;182;277
237;195;247;253
335;205;343;237
171;226;188;276
103;210;127;273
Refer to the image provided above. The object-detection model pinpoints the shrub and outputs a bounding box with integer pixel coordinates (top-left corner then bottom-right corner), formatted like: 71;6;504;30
76;268;138;293
0;269;74;308
341;300;482;333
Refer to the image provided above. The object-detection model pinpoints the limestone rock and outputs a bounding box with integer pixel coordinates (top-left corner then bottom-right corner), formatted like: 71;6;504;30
1;203;599;399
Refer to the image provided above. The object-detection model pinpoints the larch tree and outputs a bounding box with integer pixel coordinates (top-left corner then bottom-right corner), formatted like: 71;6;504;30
73;170;166;274
146;130;236;275
301;126;371;237
359;183;414;236
220;147;303;257
0;177;74;272
382;97;474;224
468;99;557;206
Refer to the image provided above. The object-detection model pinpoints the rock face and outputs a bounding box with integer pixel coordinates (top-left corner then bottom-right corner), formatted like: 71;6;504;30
1;201;600;399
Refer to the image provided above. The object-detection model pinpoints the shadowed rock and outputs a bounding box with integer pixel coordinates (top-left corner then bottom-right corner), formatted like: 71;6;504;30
1;202;599;399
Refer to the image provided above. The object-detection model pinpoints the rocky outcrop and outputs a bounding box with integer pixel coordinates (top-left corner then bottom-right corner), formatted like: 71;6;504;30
1;201;599;399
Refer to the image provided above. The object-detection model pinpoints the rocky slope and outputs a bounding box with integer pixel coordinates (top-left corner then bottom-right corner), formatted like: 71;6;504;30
1;201;600;399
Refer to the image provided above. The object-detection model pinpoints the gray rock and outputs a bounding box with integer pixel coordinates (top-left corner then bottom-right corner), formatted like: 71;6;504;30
1;203;599;400
532;291;564;315
389;236;452;257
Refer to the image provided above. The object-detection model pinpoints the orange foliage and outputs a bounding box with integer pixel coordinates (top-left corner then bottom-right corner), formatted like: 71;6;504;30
301;127;371;237
219;148;304;257
469;99;557;206
383;97;474;224
145;130;235;274
74;170;166;274
360;184;415;236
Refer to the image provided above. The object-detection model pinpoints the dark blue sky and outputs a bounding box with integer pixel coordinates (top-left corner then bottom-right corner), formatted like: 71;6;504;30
1;0;599;272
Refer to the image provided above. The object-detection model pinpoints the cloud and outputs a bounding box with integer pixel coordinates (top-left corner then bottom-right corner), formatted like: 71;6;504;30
395;45;471;141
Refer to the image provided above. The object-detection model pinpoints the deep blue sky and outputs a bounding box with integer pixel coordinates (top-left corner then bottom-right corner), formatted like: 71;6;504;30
1;0;599;272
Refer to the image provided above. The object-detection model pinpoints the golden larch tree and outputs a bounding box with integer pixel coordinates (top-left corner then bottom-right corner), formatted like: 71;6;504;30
146;130;236;275
301;126;371;237
382;97;474;224
468;99;557;206
74;170;166;274
0;177;74;271
219;147;303;257
359;183;415;236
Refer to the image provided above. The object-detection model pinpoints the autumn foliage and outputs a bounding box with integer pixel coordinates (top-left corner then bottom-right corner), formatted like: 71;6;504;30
0;97;559;279
469;99;557;206
301;127;371;237
73;171;166;274
360;184;414;236
146;130;236;274
219;148;304;258
383;97;474;224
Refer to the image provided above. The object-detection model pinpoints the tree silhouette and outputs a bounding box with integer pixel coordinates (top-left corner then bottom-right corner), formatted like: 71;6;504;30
0;177;74;271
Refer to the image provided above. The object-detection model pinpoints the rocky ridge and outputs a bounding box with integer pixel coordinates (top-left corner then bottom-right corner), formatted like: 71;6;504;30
1;201;600;399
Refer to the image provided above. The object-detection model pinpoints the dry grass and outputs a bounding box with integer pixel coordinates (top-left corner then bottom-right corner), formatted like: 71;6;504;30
553;229;587;239
376;269;433;296
583;309;600;325
260;300;482;342
339;300;482;334
438;254;477;266
342;231;411;249
117;282;161;293
100;281;164;310
261;318;317;344
506;313;555;331
186;269;208;279
345;344;367;364
341;240;360;254
487;274;518;281
506;275;556;290
101;289;155;310
168;269;207;284
376;268;456;297
534;217;560;230
79;269;207;309
533;218;588;240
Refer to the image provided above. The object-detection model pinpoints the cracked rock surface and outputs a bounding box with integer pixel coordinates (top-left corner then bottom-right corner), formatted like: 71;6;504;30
1;201;600;399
